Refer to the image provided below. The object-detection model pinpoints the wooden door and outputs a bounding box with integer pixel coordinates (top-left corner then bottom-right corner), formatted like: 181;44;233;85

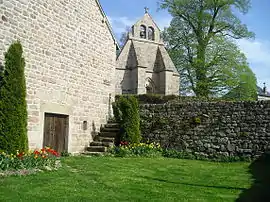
43;113;69;153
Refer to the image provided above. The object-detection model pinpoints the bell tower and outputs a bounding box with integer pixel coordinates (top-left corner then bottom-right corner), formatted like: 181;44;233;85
129;8;161;43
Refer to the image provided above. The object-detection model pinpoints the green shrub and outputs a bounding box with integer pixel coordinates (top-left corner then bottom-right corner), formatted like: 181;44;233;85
162;149;252;162
60;151;71;157
113;96;141;144
115;94;178;104
108;143;252;162
0;63;3;87
112;102;121;122
108;142;162;157
162;149;195;160
0;41;28;154
115;94;237;105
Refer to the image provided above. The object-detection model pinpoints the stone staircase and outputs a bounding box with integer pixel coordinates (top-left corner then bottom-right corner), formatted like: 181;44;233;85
83;121;120;156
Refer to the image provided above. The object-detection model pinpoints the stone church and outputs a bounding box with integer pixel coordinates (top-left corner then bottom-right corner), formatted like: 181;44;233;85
0;0;179;153
116;10;180;95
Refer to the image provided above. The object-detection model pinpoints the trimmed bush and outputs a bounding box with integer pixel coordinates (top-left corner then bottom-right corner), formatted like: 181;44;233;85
0;41;28;154
112;96;141;144
0;63;3;86
115;94;237;105
115;94;177;104
108;142;162;158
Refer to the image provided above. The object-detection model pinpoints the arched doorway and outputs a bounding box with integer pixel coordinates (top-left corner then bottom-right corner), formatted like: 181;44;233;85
145;78;155;94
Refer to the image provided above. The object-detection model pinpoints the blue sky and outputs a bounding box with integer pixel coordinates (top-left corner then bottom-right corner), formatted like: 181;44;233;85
100;0;270;90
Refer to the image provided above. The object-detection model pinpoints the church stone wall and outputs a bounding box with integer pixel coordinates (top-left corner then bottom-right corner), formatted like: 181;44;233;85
0;0;117;152
159;71;180;95
137;67;146;94
166;72;180;95
115;69;126;94
171;74;180;95
159;71;166;95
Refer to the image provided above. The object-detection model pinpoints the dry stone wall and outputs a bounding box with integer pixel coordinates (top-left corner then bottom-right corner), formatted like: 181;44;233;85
0;0;117;152
140;101;270;159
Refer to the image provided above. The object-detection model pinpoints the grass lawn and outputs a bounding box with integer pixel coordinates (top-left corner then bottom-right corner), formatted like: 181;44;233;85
0;157;252;202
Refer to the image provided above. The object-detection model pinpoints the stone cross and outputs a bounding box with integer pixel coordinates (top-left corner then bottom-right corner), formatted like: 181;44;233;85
144;7;149;13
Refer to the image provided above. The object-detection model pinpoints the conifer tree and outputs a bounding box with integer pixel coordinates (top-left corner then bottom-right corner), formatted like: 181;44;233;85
0;41;28;153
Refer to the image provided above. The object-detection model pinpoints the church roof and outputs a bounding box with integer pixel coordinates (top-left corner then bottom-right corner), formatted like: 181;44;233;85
126;39;179;74
158;45;179;73
132;40;158;70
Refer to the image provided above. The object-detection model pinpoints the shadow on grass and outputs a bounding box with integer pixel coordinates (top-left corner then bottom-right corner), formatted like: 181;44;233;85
236;152;270;202
139;176;246;191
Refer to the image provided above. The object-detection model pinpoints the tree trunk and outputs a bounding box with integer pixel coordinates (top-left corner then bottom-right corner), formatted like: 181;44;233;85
195;43;209;97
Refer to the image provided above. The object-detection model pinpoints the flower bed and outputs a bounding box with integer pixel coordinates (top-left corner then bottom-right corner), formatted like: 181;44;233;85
107;142;251;162
0;147;61;176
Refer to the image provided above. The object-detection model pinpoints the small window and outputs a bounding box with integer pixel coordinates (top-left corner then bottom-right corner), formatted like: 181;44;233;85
148;27;155;41
140;25;146;39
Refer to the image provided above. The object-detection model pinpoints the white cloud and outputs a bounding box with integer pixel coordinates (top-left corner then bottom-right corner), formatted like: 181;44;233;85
107;15;172;36
155;16;172;30
237;39;270;66
107;16;136;34
237;39;270;87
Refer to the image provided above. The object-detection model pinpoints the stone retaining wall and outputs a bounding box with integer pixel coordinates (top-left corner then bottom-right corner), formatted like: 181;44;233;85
140;101;270;159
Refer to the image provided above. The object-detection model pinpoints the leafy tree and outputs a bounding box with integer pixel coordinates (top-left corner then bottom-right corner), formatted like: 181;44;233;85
223;66;257;100
0;41;28;153
119;26;131;48
160;0;255;97
163;20;257;98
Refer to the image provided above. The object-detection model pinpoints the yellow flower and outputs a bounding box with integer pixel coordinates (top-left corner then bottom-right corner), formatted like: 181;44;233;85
34;155;38;159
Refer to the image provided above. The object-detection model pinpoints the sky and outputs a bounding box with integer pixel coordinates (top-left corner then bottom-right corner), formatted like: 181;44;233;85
100;0;270;90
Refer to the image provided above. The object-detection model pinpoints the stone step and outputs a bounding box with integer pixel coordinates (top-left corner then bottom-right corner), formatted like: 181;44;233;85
86;146;107;152
99;132;117;138
94;136;115;143
104;123;120;128
90;141;114;147
81;152;105;157
101;127;120;133
107;119;118;123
